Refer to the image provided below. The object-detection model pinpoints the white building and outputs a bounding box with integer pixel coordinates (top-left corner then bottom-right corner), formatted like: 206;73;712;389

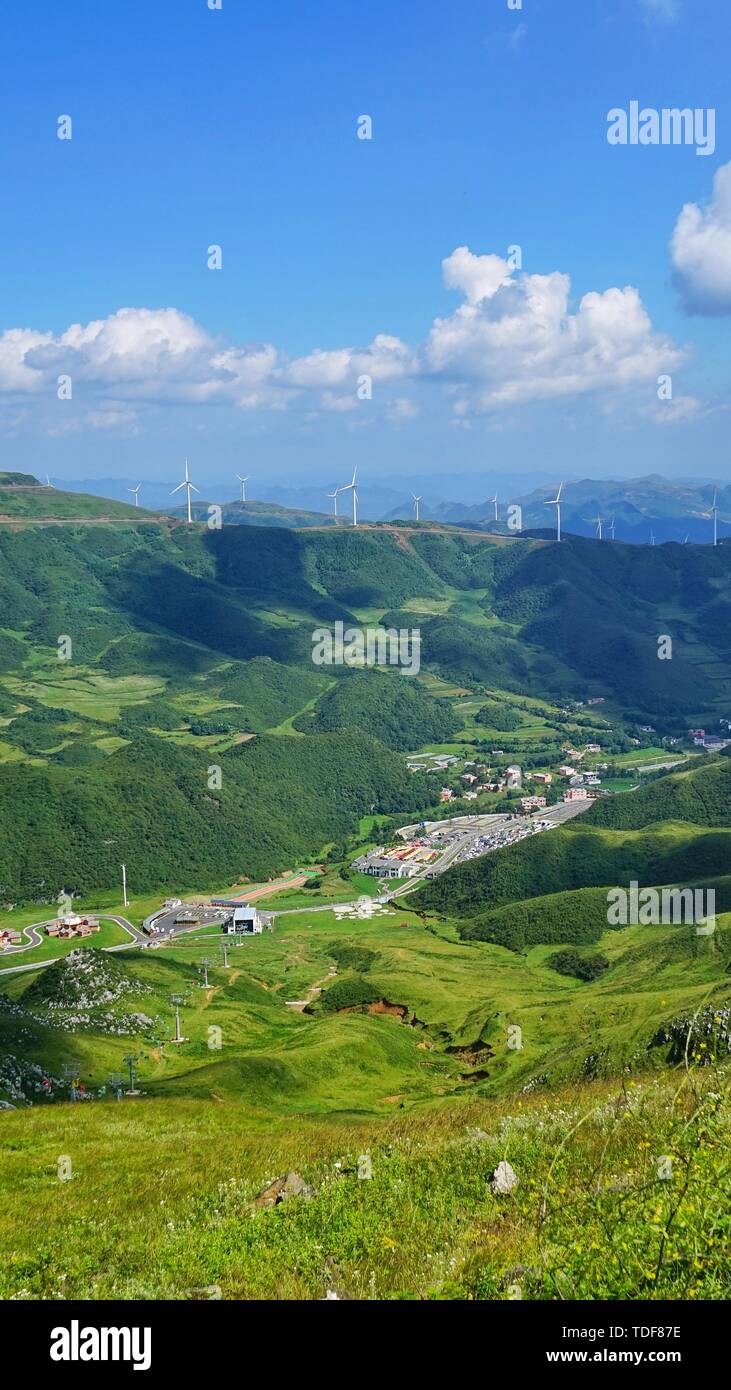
223;905;263;934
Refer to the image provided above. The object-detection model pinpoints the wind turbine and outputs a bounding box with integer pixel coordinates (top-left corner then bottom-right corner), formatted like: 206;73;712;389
127;484;141;507
170;459;199;524
545;482;564;543
327;487;341;518
649;529;656;547
236;474;249;503
593;515;604;540
711;490;719;547
608;516;616;541
45;473;54;488
342;467;358;526
412;493;422;521
490;493;499;522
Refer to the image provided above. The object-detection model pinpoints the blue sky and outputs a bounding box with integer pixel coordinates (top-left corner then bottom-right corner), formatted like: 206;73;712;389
1;0;730;490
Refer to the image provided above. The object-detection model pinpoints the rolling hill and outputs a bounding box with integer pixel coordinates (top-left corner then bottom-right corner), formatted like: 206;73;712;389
0;472;155;522
0;506;729;900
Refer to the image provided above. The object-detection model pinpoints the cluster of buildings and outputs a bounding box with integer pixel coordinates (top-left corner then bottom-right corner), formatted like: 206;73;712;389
353;841;439;880
406;753;460;775
690;728;731;752
0;927;22;948
45;915;100;940
439;761;523;803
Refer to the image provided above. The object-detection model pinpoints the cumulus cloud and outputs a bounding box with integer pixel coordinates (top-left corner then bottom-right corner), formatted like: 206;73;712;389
425;257;683;413
441;247;513;304
0;250;685;430
671;161;731;315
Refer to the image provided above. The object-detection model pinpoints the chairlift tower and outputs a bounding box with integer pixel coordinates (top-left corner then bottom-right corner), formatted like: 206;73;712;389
108;1073;125;1102
170;993;188;1043
123;1052;141;1096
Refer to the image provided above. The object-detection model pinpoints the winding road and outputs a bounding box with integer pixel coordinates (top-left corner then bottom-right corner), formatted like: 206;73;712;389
0;801;591;976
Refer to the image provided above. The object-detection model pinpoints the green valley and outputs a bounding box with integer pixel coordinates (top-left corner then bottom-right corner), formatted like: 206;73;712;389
1;481;730;1302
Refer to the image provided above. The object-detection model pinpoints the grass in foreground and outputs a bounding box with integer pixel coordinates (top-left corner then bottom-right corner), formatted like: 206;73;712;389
0;1066;727;1300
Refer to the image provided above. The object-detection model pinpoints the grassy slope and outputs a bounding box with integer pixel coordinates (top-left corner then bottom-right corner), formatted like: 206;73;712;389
3;906;728;1106
0;480;151;520
1;900;728;1303
0;515;730;1298
0;1066;727;1300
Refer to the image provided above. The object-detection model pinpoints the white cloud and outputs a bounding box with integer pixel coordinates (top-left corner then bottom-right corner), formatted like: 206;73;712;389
0;251;686;431
388;397;418;421
424;257;683;412
643;394;703;425
671;160;731;315
441;247;513;305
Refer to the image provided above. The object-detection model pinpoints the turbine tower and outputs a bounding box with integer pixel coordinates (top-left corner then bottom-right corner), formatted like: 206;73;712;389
327;488;341;517
649;529;656;546
608;516;616;541
545;482;564;543
342;467;358;526
412;493;422;521
712;490;719;547
594;515;604;540
236;474;249;503
170;459;199;524
490;493;499;522
127;484;141;507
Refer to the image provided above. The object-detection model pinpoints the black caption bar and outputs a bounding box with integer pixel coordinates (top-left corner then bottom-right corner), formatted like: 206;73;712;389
0;1299;718;1377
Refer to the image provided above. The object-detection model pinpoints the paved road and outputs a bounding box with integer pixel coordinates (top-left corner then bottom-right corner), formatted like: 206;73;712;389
0;915;142;975
0;800;593;973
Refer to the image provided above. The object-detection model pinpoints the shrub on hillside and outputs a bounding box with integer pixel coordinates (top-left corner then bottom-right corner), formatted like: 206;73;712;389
548;948;610;981
317;975;381;1013
328;944;378;972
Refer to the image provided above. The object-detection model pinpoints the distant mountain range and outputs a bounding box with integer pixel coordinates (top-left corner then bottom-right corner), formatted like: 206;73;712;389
8;471;731;543
52;470;568;522
411;475;730;545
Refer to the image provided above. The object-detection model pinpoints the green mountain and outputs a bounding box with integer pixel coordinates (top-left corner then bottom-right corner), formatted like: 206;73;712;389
0;515;729;900
0;473;151;521
296;668;459;749
579;749;731;829
0;731;423;898
166;498;340;528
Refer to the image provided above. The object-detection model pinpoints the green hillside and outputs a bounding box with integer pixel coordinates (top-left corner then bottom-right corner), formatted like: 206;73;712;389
167;498;338;528
1;896;729;1300
297;668;459;749
0;731;424;898
412;820;731;921
0;475;150;521
579;750;731;830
